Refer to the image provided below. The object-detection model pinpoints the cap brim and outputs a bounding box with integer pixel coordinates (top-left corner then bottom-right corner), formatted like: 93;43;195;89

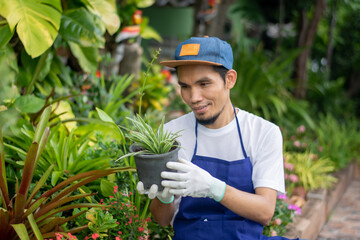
160;60;222;68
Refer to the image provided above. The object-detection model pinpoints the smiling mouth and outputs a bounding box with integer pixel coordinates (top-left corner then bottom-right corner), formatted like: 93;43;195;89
192;104;209;114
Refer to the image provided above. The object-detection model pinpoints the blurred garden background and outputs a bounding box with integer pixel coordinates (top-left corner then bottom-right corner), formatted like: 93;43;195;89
0;0;359;239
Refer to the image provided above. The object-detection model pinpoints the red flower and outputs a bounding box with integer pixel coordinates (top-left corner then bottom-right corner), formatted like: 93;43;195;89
161;69;172;83
92;233;100;240
96;70;101;78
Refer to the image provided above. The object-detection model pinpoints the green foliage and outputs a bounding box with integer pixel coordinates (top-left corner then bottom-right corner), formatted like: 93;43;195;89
315;114;360;169
0;106;135;239
284;152;337;191
231;45;315;129
125;114;181;155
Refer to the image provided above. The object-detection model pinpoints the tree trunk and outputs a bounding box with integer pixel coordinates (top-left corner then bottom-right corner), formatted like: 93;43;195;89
326;0;337;80
294;0;327;99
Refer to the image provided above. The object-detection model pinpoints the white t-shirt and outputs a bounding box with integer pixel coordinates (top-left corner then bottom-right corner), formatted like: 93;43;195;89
164;108;285;222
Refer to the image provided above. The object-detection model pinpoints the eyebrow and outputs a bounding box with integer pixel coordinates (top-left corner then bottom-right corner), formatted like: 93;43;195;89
178;77;212;86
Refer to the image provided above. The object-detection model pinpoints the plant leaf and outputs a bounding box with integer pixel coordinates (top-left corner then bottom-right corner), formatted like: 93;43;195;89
11;223;30;240
0;0;62;58
0;22;14;49
86;0;120;35
60;8;105;47
14;95;45;114
28;213;43;240
96;107;115;124
68;41;98;74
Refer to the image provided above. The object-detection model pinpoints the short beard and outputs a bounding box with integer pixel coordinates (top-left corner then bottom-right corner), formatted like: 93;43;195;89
196;102;227;126
196;111;221;126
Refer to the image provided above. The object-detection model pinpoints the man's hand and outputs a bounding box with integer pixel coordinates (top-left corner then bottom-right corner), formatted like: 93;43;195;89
161;158;226;201
136;182;174;204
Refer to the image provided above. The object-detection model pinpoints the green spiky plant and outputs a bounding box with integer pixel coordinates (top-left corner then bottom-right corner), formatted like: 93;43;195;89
0;106;134;240
125;114;181;155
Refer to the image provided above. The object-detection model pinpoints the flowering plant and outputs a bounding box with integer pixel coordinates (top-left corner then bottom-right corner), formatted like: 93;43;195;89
82;186;151;240
263;194;301;237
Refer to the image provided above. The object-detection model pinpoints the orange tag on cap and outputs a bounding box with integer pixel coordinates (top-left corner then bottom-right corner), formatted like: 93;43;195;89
179;44;200;56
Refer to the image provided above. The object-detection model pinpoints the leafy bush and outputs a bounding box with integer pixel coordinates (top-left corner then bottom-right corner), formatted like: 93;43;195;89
284;152;337;191
315;114;360;169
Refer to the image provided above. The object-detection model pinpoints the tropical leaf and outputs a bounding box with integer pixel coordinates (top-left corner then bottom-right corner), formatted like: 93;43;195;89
60;8;105;48
85;0;120;35
0;0;62;58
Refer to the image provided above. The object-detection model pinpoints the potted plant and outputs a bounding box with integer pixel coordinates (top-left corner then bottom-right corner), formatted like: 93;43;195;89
124;114;181;191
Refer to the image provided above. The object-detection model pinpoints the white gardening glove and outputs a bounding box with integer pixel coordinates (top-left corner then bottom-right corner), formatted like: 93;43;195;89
161;158;226;202
136;182;174;204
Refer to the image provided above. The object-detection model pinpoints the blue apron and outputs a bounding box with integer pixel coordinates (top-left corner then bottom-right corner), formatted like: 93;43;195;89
173;108;298;240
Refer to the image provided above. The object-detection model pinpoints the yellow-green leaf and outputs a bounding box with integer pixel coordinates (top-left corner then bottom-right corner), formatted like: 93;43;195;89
0;0;62;58
11;223;30;240
86;0;120;35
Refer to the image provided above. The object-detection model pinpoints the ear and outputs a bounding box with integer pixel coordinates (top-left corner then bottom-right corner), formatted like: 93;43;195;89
225;69;237;89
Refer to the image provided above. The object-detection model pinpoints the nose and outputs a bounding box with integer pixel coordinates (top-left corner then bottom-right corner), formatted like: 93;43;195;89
190;88;203;104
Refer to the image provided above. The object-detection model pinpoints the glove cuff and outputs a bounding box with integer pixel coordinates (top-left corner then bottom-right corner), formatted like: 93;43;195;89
157;195;174;204
209;178;226;202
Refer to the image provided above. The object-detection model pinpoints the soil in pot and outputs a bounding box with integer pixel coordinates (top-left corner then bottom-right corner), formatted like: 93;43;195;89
130;141;180;192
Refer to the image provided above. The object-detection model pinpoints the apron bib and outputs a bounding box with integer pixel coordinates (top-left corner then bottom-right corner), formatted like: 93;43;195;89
173;108;297;240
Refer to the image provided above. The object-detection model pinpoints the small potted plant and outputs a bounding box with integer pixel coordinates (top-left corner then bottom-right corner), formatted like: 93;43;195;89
124;114;181;191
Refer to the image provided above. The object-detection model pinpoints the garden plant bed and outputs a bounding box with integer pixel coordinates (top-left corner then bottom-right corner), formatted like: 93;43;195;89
284;161;360;240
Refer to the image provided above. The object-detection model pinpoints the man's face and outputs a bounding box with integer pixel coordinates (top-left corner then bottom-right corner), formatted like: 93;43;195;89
177;65;233;128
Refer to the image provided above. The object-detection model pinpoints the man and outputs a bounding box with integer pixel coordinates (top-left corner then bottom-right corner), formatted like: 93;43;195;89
137;36;299;239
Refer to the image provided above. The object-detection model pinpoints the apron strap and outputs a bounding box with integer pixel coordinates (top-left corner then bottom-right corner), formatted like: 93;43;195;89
192;106;248;159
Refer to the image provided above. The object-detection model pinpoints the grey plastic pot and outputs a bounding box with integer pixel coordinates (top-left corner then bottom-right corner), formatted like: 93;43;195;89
130;141;180;191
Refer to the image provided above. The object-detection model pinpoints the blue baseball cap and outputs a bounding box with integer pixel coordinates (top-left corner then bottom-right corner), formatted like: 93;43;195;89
160;36;233;70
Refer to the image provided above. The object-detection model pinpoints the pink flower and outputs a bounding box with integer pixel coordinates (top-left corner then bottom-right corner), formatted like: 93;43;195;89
271;230;277;236
297;125;306;133
293;140;301;147
284;162;294;171
289;174;299;183
84;237;89;240
116;237;122;240
277;194;287;200
274;218;282;225
55;233;63;240
92;233;100;240
68;233;77;240
288;204;302;215
114;186;118;193
318;146;323;152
